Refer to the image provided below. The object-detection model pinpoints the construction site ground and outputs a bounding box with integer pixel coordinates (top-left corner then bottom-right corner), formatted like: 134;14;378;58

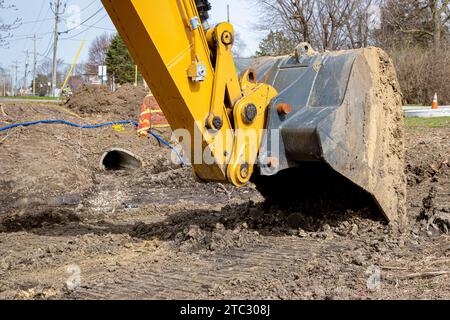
0;86;449;300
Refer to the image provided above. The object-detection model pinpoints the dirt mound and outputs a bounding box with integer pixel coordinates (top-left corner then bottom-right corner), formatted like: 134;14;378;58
65;84;148;120
0;102;182;217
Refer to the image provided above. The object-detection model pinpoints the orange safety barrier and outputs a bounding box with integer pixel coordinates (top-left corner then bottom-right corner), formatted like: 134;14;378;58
137;94;170;137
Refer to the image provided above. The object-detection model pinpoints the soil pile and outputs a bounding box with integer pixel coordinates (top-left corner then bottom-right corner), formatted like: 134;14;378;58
65;84;148;120
0;102;180;217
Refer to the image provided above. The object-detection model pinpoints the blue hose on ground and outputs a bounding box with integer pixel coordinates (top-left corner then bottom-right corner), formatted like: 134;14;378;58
0;119;138;131
0;119;185;165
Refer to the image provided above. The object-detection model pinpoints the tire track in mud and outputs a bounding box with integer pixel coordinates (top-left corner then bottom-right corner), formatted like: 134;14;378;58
68;239;341;300
66;228;449;300
71;239;317;299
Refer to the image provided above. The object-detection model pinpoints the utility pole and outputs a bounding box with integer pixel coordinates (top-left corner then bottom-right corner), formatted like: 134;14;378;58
1;72;5;96
9;67;13;96
20;35;41;96
32;34;39;96
51;0;65;97
227;4;230;23
23;50;29;94
12;61;19;96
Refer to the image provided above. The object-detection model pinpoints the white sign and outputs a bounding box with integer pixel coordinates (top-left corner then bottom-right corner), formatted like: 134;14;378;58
98;65;107;77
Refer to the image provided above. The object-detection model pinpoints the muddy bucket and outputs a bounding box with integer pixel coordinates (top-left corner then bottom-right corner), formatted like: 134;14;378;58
250;47;406;223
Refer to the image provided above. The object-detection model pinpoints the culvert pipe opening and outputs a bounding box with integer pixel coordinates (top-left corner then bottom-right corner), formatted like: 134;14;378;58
100;148;142;171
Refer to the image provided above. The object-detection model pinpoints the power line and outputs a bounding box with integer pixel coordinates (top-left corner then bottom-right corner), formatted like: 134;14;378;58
32;6;53;64
8;31;54;40
39;35;54;58
6;36;41;43
59;7;104;35
21;0;46;63
6;6;109;44
20;0;97;26
36;6;52;37
80;0;97;13
60;38;89;42
21;17;54;25
78;23;115;32
60;14;108;40
4;1;113;90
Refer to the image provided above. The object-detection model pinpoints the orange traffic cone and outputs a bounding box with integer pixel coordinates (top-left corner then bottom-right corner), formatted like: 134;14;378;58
431;93;439;110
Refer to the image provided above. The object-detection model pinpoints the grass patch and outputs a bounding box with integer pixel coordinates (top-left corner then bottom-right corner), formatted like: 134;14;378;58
404;117;450;128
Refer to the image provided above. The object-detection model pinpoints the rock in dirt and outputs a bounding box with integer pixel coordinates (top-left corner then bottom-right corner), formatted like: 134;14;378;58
420;186;450;233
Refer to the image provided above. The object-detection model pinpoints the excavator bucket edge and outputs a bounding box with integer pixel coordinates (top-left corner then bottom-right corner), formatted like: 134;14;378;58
250;47;406;223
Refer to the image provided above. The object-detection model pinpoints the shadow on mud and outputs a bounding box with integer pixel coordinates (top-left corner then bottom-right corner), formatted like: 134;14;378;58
0;198;384;243
0;208;81;232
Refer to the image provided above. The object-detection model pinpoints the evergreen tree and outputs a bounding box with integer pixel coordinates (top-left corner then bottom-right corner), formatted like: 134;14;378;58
256;30;296;57
106;34;142;84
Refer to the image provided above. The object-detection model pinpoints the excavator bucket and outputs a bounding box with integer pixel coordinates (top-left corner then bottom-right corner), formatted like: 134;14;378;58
100;0;405;223
248;47;406;223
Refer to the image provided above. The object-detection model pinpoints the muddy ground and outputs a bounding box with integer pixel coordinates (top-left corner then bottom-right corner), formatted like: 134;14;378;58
0;96;448;300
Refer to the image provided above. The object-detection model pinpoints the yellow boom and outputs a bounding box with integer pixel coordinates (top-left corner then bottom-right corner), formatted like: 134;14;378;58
101;0;277;186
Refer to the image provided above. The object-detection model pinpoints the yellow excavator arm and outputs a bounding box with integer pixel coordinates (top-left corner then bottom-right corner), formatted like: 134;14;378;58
101;0;278;186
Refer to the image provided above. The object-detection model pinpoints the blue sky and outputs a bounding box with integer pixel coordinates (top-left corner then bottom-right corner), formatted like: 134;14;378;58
0;0;263;81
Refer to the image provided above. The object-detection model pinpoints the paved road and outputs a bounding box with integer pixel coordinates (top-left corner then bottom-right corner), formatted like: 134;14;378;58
403;105;450;117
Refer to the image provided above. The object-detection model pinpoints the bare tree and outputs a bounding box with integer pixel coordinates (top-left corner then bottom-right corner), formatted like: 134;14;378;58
375;0;450;50
345;0;378;48
85;33;113;74
256;0;379;51
37;59;65;87
0;0;21;47
428;0;449;49
255;0;314;45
